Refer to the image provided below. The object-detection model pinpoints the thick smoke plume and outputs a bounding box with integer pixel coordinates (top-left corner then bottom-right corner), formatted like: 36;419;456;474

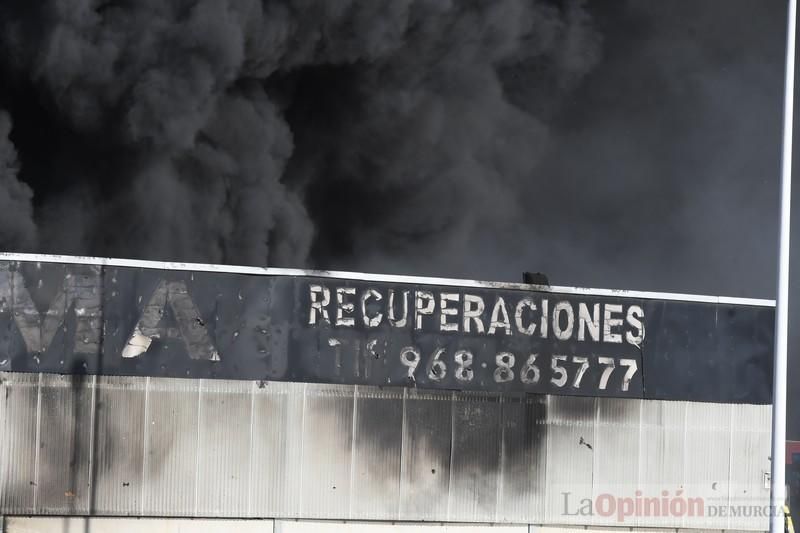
1;2;797;434
0;0;598;268
0;111;36;250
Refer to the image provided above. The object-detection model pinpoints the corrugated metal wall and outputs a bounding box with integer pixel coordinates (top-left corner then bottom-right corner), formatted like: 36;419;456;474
0;372;770;530
4;517;523;533
0;517;767;533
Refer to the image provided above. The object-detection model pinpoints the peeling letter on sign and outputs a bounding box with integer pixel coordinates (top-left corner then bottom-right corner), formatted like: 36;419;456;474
0;264;102;355
122;280;219;361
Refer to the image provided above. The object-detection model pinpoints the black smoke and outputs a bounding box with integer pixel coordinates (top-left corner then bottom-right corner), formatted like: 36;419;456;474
0;0;598;268
0;1;796;434
0;111;36;250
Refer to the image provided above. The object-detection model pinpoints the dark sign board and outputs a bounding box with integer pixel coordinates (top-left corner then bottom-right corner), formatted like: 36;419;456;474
0;254;775;403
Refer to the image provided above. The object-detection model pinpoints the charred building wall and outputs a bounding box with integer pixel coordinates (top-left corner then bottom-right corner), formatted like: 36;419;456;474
0;254;774;530
0;372;771;530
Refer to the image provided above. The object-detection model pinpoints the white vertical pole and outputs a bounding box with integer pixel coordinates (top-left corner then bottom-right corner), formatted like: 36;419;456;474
772;0;797;531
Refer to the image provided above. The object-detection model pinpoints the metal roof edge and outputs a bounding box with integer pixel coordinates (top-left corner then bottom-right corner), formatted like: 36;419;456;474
0;252;776;308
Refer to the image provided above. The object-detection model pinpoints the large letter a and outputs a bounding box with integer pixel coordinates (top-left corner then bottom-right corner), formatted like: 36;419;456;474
122;279;219;361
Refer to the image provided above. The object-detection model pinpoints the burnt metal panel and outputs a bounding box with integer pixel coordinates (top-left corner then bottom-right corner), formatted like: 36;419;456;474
2;517;530;533
681;403;734;530
0;372;38;514
495;394;548;522
4;516;275;532
140;378;199;516
0;258;774;404
35;374;95;515
195;380;252;516
728;404;772;531
272;522;527;533
543;396;597;525
398;389;454;520
638;400;688;492
298;384;355;519
348;386;404;520
0;373;773;529
91;376;146;515
591;399;642;527
247;381;286;516
448;391;503;522
248;381;301;518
